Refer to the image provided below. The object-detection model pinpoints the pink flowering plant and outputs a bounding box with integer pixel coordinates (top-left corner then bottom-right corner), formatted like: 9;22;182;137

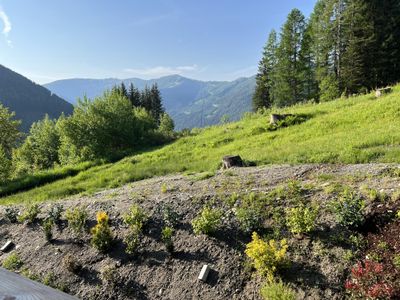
345;259;394;299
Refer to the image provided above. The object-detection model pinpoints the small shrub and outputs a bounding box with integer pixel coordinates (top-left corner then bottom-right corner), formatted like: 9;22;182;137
224;192;239;208
330;190;365;228
162;204;179;228
396;210;400;219
4;207;19;223
100;265;119;288
65;207;88;237
48;203;64;224
345;260;394;299
235;206;263;233
91;211;113;252
161;226;174;252
62;254;82;274
260;280;296;300
123;204;148;230
191;206;223;235
2;253;23;270
245;232;288;282
393;255;400;269
21;268;40;281
124;229;141;254
363;188;388;202
42;271;56;287
161;183;168;194
18;203;40;224
285;204;319;234
123;205;148;255
42;218;54;241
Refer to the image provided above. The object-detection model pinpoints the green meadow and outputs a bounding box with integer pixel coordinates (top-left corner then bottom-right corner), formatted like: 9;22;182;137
2;85;400;205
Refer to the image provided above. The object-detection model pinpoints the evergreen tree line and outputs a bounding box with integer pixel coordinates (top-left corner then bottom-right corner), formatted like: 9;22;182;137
112;82;164;125
0;87;175;182
253;0;400;110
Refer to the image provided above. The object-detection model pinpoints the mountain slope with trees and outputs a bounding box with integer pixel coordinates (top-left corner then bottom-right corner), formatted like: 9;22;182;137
0;65;73;132
253;0;400;111
44;75;256;130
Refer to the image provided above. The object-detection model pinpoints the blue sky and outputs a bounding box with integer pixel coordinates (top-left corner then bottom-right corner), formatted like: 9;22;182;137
0;0;316;84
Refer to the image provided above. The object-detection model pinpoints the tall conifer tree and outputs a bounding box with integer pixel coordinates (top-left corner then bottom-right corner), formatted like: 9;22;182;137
252;30;278;111
273;9;307;107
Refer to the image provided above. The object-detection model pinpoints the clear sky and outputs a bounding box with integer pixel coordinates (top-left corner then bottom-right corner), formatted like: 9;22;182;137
0;0;316;84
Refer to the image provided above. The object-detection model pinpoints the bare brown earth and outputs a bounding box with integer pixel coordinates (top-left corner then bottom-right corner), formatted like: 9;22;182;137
1;164;400;299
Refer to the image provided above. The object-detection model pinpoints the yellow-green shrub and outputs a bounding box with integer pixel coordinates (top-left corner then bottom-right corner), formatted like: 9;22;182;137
123;204;148;230
65;207;88;237
2;253;23;271
260;280;296;300
285;204;319;234
18;203;40;224
91;211;113;252
191;206;223;235
245;232;288;282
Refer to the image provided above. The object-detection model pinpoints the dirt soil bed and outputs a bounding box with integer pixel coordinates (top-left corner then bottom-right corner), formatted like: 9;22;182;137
1;164;400;299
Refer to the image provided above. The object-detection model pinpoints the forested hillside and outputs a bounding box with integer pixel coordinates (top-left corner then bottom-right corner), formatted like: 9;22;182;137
0;65;73;131
253;0;400;110
44;75;256;129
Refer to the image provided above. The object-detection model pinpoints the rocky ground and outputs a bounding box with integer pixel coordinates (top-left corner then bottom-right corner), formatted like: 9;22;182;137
1;164;400;299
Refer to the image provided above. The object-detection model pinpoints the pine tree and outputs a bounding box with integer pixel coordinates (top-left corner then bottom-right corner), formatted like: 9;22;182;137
141;86;152;112
150;84;164;124
273;9;307;107
369;0;400;87
128;83;141;107
309;0;344;101
341;0;375;94
120;82;128;98
252;30;278;111
300;23;318;101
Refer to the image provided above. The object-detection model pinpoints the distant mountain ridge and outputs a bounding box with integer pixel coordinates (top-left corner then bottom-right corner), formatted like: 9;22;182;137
0;65;73;132
44;75;256;129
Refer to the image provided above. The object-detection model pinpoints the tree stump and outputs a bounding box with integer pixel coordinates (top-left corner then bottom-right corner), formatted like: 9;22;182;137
270;114;294;125
222;155;243;169
375;87;392;98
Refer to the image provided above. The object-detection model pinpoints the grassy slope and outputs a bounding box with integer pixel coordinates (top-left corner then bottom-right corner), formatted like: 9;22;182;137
2;85;400;205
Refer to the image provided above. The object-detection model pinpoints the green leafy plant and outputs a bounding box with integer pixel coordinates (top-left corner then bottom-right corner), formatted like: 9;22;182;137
123;205;148;254
65;207;88;237
18;203;40;224
330;190;365;228
48;203;64;224
260;279;296;300
2;253;23;271
393;255;400;269
123;204;148;230
42;218;54;241
285;204;319;234
235;206;263;233
161;226;174;252
124;229;141;254
4;207;19;223
91;211;113;252
245;232;288;282
191;206;223;235
162;204;179;227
